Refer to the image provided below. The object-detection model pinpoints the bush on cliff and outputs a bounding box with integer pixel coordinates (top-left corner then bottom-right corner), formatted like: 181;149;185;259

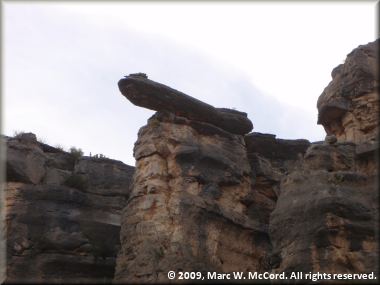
60;146;84;170
63;173;89;191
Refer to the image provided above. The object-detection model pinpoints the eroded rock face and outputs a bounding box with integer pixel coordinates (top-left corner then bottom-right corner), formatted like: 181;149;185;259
244;133;311;224
317;39;379;142
3;134;134;283
118;75;253;135
269;138;378;282
114;110;271;283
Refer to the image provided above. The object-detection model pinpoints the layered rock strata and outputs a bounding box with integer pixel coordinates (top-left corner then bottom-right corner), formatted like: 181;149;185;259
270;39;379;282
269;139;379;283
3;133;134;283
114;80;270;283
317;39;379;142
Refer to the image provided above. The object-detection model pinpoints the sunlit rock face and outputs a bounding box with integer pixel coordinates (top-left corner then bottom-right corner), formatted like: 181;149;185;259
317;39;379;143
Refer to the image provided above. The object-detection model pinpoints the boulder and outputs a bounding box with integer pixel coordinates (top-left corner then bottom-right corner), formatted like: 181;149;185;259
118;75;253;135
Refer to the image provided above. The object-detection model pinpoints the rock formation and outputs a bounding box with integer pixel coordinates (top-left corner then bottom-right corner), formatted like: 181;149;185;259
270;39;379;282
114;76;312;283
118;76;253;135
3;133;134;283
317;39;379;143
116;38;379;283
3;39;378;284
115;76;269;282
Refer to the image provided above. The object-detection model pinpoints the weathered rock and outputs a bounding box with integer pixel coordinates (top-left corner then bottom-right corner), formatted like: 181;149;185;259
244;133;311;224
270;40;379;281
269;139;378;282
325;135;338;145
6;133;47;185
118;75;253;135
3;134;134;283
317;39;379;142
74;157;134;199
114;111;270;283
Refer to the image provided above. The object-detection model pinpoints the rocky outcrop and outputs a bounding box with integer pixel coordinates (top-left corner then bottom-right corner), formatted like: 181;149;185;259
269;138;378;282
3;39;378;284
118;75;253;135
244;133;311;224
3;133;134;283
113;109;270;283
317;39;379;142
270;39;379;282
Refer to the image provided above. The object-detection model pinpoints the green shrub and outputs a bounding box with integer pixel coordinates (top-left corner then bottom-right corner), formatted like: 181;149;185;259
63;173;89;191
61;146;84;170
93;153;109;159
121;261;127;268
328;175;344;185
69;146;84;160
155;246;164;257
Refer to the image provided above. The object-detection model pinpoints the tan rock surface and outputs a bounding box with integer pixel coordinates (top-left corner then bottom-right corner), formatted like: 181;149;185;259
317;39;379;142
114;111;271;283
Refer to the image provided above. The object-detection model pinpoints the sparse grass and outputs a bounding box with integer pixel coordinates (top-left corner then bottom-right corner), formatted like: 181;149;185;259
37;136;47;144
13;130;25;138
63;173;89;191
121;261;127;268
244;156;250;164
54;144;65;151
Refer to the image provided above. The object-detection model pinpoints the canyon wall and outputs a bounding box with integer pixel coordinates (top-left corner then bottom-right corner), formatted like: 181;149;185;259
3;133;134;283
317;39;379;143
2;39;378;284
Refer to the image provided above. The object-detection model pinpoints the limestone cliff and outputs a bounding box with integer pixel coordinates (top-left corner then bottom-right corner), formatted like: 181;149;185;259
3;133;134;283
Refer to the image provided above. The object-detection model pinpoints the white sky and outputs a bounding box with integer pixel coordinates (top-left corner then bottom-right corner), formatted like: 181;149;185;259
2;1;378;166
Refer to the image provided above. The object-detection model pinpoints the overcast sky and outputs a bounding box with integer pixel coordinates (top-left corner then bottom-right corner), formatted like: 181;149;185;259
2;1;378;166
